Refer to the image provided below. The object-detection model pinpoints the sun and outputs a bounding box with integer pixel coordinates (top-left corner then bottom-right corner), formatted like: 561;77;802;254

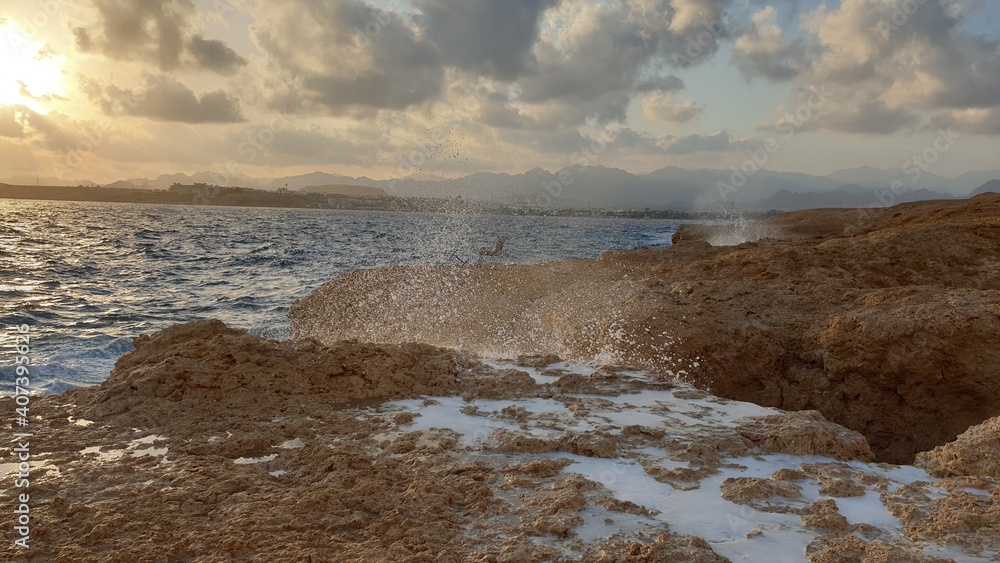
0;23;67;114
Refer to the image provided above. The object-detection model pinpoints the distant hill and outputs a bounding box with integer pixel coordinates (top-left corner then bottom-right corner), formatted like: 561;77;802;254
970;179;1000;197
271;173;380;191
123;172;265;190
93;165;1000;209
758;188;953;210
0;176;98;187
104;180;136;189
953;170;1000;193
827;166;951;193
300;184;387;197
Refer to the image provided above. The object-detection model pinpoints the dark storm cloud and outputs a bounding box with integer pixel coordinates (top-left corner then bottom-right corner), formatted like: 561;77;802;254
84;78;245;123
250;0;443;114
302;71;442;112
72;0;245;75
416;0;558;80
73;0;193;70
248;0;730;125
189;35;249;75
133;80;245;123
512;0;733;124
519;16;658;105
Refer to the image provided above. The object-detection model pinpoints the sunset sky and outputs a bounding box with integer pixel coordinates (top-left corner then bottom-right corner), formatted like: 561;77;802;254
2;0;999;184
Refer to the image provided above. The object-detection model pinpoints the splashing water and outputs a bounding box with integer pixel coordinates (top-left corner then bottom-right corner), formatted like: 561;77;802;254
1;199;684;393
706;214;778;246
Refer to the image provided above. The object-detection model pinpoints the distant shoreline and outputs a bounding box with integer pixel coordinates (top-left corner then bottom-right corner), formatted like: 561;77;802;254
0;184;774;220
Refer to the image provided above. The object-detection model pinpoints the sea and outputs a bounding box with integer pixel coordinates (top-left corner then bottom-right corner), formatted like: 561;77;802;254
0;199;683;395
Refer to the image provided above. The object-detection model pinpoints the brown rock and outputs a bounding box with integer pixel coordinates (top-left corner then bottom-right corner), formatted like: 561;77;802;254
85;319;471;425
591;534;730;562
720;477;802;504
801;499;851;533
291;194;1000;462
737;411;875;462
818;478;867;498
806;535;955;563
916;416;1000;478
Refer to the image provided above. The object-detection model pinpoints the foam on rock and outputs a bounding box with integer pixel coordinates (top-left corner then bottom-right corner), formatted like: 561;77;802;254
1;321;995;561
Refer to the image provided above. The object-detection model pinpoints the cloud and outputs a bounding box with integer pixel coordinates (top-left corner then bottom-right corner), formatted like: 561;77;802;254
417;0;558;80
73;0;194;70
634;74;686;93
135;81;245;123
0;105;29;139
189;35;248;75
613;127;765;155
259;126;384;166
642;93;702;123
511;0;731;125
84;78;245;123
752;0;1000;134
246;0;443;114
243;0;725;128
17;82;67;104
72;0;245;75
0;104;101;151
760;84;920;135
933;108;1000;135
732;6;813;81
478;98;537;130
658;130;765;155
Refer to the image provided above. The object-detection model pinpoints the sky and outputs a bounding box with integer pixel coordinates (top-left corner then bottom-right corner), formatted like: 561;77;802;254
1;0;999;184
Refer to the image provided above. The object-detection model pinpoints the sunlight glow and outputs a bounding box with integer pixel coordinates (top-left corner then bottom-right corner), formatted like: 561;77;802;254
0;23;66;113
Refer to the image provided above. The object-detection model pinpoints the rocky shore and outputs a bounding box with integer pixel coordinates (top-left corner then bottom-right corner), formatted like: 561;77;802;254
3;195;997;561
2;320;997;561
291;194;1000;465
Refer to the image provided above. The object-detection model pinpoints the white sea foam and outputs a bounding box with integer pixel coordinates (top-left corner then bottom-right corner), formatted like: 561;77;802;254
372;360;993;561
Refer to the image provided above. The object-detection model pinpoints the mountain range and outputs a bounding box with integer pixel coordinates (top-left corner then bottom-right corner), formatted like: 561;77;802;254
4;165;998;210
971;179;1000;197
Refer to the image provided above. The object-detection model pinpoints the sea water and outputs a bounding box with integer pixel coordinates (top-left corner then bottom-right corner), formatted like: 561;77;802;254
0;199;681;394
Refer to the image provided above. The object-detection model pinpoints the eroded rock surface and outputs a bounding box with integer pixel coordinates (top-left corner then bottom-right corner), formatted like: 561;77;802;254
917;416;1000;479
290;195;1000;463
2;321;996;561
